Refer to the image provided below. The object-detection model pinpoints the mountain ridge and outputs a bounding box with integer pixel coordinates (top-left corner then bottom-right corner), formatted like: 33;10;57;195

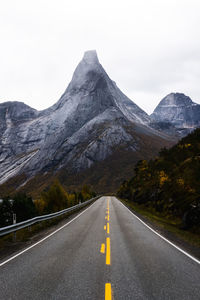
0;50;174;196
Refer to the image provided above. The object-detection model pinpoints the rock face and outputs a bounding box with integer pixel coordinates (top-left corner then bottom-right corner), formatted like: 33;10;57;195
151;93;200;136
0;50;172;194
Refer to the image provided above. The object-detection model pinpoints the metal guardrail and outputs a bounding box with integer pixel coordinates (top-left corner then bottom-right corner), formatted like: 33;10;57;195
0;196;100;237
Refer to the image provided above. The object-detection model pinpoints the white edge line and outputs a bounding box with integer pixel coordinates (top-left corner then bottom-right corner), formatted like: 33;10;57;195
117;198;200;265
0;200;98;267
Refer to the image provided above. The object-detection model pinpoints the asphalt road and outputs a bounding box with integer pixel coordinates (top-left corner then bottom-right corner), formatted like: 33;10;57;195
0;196;199;299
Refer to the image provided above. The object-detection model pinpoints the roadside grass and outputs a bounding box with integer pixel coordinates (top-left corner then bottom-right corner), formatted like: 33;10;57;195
121;199;200;248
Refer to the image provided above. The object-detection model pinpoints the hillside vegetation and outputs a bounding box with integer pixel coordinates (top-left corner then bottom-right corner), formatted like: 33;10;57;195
0;181;95;227
117;128;200;232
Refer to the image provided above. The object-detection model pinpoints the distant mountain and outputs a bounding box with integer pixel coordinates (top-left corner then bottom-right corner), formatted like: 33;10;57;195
0;50;173;196
151;93;200;137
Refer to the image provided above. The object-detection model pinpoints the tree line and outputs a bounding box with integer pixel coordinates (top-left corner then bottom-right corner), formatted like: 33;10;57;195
117;128;200;231
0;181;96;227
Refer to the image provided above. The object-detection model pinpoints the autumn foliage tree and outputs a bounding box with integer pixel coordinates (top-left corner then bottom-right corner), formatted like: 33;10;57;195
36;180;69;214
0;180;96;227
117;128;200;231
34;181;96;215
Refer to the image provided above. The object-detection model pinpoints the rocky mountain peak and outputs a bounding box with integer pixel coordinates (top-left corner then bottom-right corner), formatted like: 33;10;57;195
57;50;150;125
82;50;99;64
0;101;38;124
151;93;200;136
64;50;104;96
158;93;193;107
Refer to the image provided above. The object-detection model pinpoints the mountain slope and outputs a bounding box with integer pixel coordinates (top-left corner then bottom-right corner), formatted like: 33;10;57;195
0;51;173;196
151;93;200;137
117;128;200;231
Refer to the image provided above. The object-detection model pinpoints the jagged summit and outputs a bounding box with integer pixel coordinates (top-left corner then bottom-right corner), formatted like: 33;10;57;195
0;101;38;124
157;93;193;107
151;93;200;135
83;50;99;64
64;50;103;95
59;50;151;125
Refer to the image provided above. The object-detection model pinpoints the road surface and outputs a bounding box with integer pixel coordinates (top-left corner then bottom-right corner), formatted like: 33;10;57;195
0;196;199;299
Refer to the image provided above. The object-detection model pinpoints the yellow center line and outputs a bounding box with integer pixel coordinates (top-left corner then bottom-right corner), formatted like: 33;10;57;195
100;243;105;254
107;222;110;234
104;199;112;298
105;283;112;300
106;237;111;265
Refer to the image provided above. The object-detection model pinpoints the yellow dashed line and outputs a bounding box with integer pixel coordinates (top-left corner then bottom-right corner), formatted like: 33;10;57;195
100;243;105;254
105;283;112;300
107;223;110;234
106;237;111;265
103;199;112;298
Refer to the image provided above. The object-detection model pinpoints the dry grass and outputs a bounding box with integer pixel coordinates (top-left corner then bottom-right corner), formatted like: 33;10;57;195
121;199;200;248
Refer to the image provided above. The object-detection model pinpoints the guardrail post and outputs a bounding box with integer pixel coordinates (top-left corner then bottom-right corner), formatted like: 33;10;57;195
13;213;16;242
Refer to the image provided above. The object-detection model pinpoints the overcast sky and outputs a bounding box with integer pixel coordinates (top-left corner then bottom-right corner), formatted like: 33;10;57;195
0;0;200;114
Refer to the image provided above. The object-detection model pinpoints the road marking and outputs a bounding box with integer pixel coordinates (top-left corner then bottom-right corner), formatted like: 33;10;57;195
107;222;110;234
118;199;200;265
105;283;112;300
100;243;105;254
105;198;112;298
104;225;106;230
0;200;98;267
106;237;111;265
